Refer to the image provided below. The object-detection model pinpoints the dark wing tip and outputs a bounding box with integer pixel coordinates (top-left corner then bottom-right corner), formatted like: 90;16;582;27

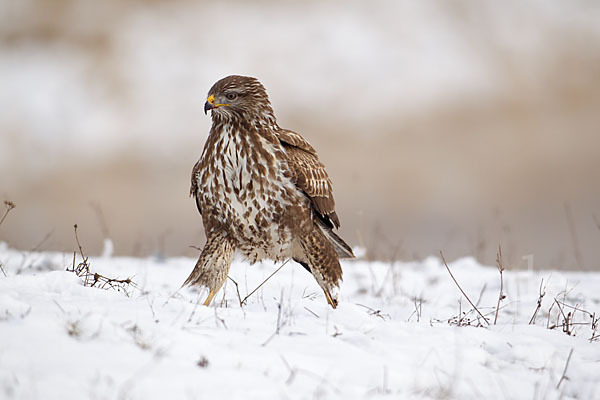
312;197;340;229
328;211;341;229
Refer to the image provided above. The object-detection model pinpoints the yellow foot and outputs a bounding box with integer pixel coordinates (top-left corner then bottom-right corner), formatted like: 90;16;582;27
203;290;216;306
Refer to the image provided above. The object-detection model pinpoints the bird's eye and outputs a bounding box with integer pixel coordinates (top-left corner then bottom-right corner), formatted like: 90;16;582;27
225;93;237;101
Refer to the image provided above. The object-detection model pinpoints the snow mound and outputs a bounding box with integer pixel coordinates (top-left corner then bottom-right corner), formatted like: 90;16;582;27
0;245;598;399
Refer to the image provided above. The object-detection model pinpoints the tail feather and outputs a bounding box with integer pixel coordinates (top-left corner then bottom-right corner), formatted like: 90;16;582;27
316;219;355;259
299;228;343;309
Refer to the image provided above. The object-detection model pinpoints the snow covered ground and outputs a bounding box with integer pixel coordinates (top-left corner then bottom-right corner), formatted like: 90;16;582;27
1;242;599;399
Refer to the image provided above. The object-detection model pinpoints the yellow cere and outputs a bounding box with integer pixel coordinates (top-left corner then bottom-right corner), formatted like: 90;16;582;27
207;94;230;108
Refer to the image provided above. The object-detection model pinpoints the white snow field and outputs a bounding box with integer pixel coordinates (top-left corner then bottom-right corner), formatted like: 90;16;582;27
1;242;599;400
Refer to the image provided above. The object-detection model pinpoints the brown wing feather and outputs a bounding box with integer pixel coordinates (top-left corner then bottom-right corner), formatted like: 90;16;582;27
190;160;202;215
276;129;340;229
277;129;317;154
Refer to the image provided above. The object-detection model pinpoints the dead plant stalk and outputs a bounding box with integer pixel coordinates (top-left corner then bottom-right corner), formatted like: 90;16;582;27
494;245;505;325
241;260;289;305
529;279;546;325
556;349;574;389
440;251;490;326
68;224;137;294
0;200;15;228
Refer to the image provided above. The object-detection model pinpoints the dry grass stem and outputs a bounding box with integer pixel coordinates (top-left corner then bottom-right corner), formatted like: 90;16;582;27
556;348;574;389
529;279;546;325
590;313;599;342
241;260;289;305
408;296;423;323
494;245;506;325
545;294;598;338
303;306;319;318
0;200;16;228
440;251;490;325
356;303;390;320
67;224;138;295
227;276;243;307
262;289;285;346
550;298;575;335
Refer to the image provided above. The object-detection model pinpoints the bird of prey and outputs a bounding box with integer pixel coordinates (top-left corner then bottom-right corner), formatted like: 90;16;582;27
183;75;354;308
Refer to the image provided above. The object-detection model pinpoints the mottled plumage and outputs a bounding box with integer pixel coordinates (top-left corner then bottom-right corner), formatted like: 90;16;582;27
184;75;353;308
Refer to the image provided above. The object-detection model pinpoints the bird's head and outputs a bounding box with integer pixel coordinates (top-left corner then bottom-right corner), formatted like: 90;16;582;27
204;75;275;121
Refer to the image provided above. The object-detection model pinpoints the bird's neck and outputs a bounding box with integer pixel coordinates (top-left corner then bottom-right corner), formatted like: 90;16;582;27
211;111;279;133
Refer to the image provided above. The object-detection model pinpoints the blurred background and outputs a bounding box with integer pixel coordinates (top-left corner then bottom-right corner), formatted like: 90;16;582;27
1;0;599;269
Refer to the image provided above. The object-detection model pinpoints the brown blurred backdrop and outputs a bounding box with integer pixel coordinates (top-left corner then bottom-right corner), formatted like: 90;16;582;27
1;0;600;269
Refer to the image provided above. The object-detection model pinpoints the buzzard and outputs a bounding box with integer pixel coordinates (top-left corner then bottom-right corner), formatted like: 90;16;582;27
183;75;354;308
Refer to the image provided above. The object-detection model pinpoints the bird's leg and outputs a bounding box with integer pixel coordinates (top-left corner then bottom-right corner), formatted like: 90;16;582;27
183;230;234;306
203;290;216;306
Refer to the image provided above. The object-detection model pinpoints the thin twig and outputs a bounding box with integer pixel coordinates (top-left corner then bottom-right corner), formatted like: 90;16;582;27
440;251;489;325
547;299;556;329
275;289;284;334
262;289;285;346
227;276;243;307
548;296;589;336
67;224;137;296
590;313;599;343
0;200;15;228
556;348;574;389
529;279;546;325
73;224;86;261
457;299;465;326
553;298;572;335
554;300;595;318
0;262;6;277
304;306;319;318
409;296;422;323
241;260;289;305
494;245;505;325
355;303;390;320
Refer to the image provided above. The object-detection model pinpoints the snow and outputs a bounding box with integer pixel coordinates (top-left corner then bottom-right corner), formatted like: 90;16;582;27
1;243;599;399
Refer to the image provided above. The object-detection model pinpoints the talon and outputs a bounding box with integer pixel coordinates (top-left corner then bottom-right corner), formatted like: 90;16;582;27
324;290;337;309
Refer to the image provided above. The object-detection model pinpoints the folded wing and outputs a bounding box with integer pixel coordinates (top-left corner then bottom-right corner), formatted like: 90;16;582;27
276;129;340;229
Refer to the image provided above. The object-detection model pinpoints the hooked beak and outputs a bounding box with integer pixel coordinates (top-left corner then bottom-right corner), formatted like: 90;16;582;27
204;94;229;115
204;101;213;115
204;94;215;115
